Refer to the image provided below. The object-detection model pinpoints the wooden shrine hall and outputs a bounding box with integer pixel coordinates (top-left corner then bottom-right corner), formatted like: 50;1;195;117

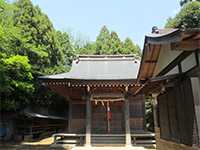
137;28;200;150
39;55;152;146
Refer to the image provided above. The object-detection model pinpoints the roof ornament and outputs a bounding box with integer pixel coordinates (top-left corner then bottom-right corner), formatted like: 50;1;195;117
152;26;159;34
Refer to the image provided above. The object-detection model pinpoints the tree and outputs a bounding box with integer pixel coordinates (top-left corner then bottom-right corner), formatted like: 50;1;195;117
77;26;141;56
76;42;97;55
166;1;200;28
55;31;75;67
122;38;141;57
13;0;64;73
110;31;122;54
0;0;141;111
180;0;200;6
0;55;33;111
96;25;111;54
0;0;70;111
145;96;154;132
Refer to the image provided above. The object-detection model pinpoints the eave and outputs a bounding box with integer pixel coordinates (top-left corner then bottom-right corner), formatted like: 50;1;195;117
137;28;200;83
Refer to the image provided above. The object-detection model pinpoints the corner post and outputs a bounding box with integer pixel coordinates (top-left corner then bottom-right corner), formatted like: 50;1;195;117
152;93;159;128
152;93;160;140
68;99;72;133
190;77;200;144
125;86;132;146
85;85;91;146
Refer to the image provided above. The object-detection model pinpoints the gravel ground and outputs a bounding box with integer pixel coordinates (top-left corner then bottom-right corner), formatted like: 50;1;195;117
0;137;156;150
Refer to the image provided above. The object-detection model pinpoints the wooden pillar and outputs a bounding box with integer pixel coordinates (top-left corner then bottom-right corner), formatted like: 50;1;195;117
85;88;91;146
68;99;72;133
152;94;159;128
190;77;200;144
125;94;132;146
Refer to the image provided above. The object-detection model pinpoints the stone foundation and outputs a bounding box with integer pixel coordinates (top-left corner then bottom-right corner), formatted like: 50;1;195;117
155;127;200;150
156;139;200;150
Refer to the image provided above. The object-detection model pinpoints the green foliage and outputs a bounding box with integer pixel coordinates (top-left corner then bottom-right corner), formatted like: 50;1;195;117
14;0;58;70
76;42;97;55
0;55;33;110
166;1;200;28
0;0;74;111
0;0;140;111
180;0;200;7
145;96;154;132
3;55;33;91
55;31;75;66
122;38;141;56
76;25;141;56
110;31;122;54
96;25;111;54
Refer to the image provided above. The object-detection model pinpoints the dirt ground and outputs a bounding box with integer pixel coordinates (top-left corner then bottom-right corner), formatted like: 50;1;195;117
0;137;156;150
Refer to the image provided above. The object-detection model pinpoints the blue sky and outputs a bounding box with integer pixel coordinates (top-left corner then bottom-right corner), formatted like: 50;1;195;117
31;0;180;48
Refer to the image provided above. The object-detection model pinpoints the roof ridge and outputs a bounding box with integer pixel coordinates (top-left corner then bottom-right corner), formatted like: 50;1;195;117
77;55;141;61
78;55;135;58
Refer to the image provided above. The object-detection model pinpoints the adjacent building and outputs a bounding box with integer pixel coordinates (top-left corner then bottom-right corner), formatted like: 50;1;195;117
137;28;200;150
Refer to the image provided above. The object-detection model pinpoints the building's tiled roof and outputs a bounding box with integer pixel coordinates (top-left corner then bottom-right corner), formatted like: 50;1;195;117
40;55;140;80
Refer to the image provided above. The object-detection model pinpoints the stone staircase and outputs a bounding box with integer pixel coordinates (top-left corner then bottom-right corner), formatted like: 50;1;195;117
132;133;156;146
51;132;156;146
91;133;156;146
91;134;125;146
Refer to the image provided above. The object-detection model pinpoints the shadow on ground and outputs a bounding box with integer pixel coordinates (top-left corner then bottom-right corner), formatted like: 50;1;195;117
0;137;70;150
0;143;71;150
0;136;156;150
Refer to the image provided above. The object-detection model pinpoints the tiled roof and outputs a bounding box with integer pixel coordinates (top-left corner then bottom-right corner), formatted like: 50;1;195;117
40;55;140;80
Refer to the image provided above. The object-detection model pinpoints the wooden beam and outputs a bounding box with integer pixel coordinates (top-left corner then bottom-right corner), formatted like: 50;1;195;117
145;60;157;63
171;40;200;51
193;34;200;40
91;92;124;99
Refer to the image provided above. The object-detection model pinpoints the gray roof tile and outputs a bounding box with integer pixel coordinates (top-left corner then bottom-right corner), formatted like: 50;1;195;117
40;55;140;80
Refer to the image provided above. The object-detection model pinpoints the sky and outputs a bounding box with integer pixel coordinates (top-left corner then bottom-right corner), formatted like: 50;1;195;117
31;0;181;48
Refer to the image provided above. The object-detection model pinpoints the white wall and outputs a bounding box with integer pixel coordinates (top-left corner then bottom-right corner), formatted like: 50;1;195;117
154;44;182;76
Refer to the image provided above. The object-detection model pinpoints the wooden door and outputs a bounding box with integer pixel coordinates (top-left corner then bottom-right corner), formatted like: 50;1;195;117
92;103;107;134
91;101;124;134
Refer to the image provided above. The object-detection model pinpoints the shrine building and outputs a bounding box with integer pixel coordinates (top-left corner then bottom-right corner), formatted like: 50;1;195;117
39;55;150;146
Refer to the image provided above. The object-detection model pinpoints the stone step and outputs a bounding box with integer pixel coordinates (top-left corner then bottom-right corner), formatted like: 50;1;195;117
56;139;79;144
92;136;125;140
91;136;125;144
135;140;156;144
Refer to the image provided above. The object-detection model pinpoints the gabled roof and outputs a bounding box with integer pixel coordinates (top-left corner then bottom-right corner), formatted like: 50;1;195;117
40;55;140;80
137;28;200;82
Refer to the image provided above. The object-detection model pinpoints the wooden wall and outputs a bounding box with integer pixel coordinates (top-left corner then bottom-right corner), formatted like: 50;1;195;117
158;78;200;147
91;101;125;134
70;103;86;133
69;94;145;134
129;94;145;132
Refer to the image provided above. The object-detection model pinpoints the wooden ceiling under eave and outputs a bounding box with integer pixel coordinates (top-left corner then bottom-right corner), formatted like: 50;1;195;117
43;79;143;100
137;44;161;82
136;74;180;95
171;31;200;51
